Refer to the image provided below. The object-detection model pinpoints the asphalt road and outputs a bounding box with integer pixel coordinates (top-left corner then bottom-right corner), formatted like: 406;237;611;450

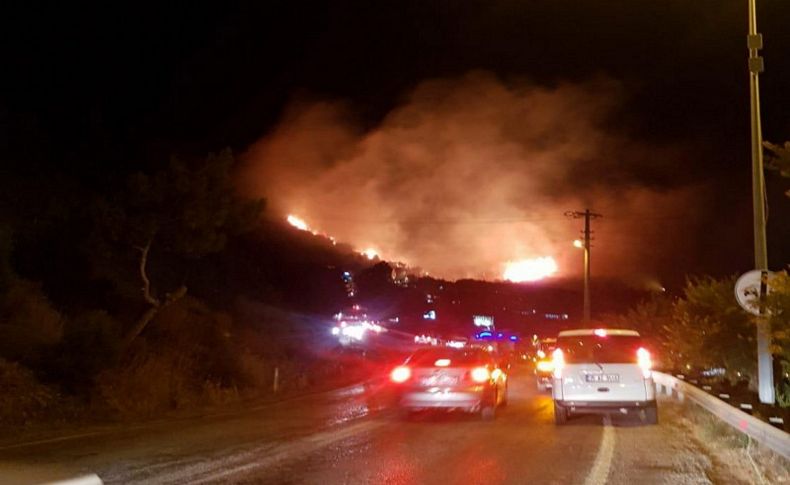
0;368;727;485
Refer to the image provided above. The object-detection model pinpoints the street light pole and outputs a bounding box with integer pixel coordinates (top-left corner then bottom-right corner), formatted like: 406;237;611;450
747;0;774;404
583;214;591;322
566;209;602;323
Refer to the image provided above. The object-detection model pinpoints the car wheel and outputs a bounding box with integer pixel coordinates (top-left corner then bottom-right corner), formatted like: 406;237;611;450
398;408;415;421
643;404;658;425
481;405;496;421
553;400;568;425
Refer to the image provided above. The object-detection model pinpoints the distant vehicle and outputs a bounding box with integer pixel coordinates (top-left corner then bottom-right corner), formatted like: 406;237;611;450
389;347;508;420
534;337;557;392
551;328;657;425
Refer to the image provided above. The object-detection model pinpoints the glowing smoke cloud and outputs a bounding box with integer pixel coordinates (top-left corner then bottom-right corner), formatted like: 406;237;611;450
240;71;707;282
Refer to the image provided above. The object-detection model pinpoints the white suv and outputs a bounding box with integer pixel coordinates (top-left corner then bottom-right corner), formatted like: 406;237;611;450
551;328;657;424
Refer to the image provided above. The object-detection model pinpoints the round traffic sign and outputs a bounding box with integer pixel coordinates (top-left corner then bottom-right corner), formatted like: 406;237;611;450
734;270;773;315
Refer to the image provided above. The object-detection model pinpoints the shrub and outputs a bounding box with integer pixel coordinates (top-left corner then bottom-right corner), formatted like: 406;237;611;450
47;310;122;393
0;358;60;426
0;279;62;362
95;297;246;418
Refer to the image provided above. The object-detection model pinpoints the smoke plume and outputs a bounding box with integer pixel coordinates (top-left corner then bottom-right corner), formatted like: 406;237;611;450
239;71;707;284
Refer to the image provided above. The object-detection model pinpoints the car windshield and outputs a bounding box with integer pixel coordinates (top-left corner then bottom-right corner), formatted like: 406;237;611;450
557;335;643;364
408;348;489;367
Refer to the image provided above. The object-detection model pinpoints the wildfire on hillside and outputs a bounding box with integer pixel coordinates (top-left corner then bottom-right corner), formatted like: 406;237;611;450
503;257;558;283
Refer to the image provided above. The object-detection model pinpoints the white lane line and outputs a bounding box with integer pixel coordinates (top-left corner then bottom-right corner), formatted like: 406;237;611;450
0;431;114;451
158;420;385;485
43;474;104;485
1;381;378;452
584;416;615;485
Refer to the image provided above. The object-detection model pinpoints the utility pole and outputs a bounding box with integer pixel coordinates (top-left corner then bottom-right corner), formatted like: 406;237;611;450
565;209;602;323
747;0;774;404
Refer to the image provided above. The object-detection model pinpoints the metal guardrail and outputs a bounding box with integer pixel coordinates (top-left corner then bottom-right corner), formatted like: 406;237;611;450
653;371;790;461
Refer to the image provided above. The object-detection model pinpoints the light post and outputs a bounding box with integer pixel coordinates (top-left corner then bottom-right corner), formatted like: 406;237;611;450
566;210;601;322
572;239;591;323
746;0;774;404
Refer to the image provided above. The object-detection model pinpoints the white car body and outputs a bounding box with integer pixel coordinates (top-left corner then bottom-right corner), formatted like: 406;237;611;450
551;328;657;424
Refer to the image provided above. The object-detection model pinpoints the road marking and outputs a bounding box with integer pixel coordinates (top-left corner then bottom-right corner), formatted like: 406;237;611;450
0;430;115;451
584;416;615;485
153;419;385;485
0;380;379;452
43;474;104;485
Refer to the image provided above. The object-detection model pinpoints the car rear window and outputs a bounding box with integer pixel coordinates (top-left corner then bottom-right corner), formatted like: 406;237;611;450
408;348;489;366
557;335;643;364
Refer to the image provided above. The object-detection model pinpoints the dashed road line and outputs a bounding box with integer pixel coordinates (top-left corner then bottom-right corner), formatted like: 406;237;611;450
584;416;616;485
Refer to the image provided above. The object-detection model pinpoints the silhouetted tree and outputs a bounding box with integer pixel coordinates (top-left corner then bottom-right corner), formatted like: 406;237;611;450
764;140;790;197
92;149;262;351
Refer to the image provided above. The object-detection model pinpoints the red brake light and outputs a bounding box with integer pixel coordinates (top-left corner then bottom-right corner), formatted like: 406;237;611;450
637;347;652;378
470;367;490;383
390;366;411;383
552;348;565;378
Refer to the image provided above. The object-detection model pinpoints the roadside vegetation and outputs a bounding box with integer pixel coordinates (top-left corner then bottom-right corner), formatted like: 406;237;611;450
611;272;790;411
1;145;787;431
0;150;373;428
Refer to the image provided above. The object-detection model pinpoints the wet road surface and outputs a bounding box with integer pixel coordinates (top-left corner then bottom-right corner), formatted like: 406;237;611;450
0;368;720;484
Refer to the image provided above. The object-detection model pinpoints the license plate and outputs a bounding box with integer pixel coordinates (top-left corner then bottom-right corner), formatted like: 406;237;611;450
422;374;458;386
585;374;619;383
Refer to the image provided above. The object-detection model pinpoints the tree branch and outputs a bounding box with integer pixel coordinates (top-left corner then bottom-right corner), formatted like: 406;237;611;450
121;284;188;353
135;237;160;307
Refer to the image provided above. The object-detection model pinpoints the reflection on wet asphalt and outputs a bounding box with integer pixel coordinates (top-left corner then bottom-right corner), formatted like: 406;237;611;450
245;374;605;485
0;369;719;485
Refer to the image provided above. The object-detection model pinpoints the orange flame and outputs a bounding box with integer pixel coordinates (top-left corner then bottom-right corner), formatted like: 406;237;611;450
286;214;310;231
503;257;558;282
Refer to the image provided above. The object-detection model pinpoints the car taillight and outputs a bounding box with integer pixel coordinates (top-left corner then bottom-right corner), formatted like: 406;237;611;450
536;360;554;372
637;347;652;378
470;366;490;383
390;366;411;383
552;348;565;378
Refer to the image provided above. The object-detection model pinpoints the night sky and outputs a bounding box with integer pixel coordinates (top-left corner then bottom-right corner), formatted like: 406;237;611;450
2;1;789;288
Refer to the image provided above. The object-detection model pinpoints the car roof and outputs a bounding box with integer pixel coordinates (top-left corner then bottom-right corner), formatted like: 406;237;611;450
557;328;640;337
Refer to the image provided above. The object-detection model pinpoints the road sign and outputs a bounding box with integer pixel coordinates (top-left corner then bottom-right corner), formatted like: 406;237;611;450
734;270;772;315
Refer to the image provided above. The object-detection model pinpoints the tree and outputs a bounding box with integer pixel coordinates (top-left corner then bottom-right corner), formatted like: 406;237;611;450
610;294;677;368
92;149;263;351
669;276;756;381
764;140;790;197
763;271;790;406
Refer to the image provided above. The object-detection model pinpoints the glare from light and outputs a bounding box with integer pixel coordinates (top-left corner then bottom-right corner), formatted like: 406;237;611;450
594;328;608;337
331;327;340;336
637;347;652;378
552;348;565;378
536;360;555;372
341;325;365;340
503;257;558;282
286;214;310;231
470;367;490;383
362;248;378;260
434;359;451;367
573;239;584;249
390;366;411;383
